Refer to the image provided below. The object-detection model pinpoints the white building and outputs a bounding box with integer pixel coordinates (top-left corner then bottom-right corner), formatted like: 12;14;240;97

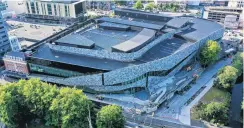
203;6;243;28
9;36;21;52
228;0;244;8
3;0;26;15
24;0;86;23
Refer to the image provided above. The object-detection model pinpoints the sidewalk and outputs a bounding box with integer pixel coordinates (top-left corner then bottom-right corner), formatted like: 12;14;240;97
179;58;232;125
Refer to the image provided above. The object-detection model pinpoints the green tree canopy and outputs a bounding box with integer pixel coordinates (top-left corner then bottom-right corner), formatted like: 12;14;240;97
242;101;244;109
199;40;221;67
0;79;95;128
215;66;238;90
19;79;58;119
0;83;32;128
145;2;156;11
96;105;125;128
232;52;243;76
133;0;143;10
203;102;229;125
113;0;126;6
46;88;94;128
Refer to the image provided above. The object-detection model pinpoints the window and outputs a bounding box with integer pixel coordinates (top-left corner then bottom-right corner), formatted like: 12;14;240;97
59;5;61;16
36;2;39;14
26;2;30;13
65;5;68;16
47;3;52;15
65;5;70;17
30;2;35;14
54;4;57;15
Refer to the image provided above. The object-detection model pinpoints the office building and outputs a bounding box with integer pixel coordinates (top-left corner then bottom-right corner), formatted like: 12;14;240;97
203;6;243;28
24;0;86;23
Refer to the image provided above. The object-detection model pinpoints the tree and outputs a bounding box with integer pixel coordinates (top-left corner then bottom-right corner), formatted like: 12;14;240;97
242;101;244;109
19;79;58;119
145;2;156;11
133;0;143;10
113;0;126;6
199;40;221;67
215;66;238;90
0;83;32;128
46;88;94;128
96;105;125;128
202;102;229;125
232;52;243;76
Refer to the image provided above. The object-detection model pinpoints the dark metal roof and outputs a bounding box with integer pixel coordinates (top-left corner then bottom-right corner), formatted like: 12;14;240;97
99;22;130;29
31;44;142;71
175;17;223;41
98;17;164;30
112;28;156;52
166;17;190;28
56;34;95;47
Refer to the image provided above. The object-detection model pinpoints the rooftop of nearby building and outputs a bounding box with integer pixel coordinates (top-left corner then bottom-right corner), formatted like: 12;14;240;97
40;0;79;4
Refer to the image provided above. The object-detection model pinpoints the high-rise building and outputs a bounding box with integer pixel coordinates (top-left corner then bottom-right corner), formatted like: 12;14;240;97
0;2;10;62
24;0;87;24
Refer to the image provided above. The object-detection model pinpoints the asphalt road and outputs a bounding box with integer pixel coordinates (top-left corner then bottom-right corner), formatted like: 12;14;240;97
123;112;198;128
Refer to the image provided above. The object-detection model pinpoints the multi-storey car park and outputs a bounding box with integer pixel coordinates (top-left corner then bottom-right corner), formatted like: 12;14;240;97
3;8;224;113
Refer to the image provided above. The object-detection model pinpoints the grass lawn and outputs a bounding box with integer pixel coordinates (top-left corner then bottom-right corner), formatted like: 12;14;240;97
201;87;229;104
191;87;230;120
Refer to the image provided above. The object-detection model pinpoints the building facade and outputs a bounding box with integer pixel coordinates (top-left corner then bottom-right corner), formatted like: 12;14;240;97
228;0;244;8
9;36;21;51
203;6;243;28
24;0;86;23
3;51;29;74
0;2;10;61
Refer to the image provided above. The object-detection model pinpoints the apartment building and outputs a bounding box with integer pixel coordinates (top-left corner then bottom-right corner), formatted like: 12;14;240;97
25;0;86;23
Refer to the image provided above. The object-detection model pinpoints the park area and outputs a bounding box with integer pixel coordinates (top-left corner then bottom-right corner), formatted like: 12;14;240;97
191;87;230;120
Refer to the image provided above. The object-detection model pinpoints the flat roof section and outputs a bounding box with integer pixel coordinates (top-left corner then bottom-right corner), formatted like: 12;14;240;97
56;34;95;48
166;17;190;29
99;22;130;30
31;44;142;71
98;17;164;30
80;28;139;51
112;28;156;53
139;37;188;62
175;17;223;42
